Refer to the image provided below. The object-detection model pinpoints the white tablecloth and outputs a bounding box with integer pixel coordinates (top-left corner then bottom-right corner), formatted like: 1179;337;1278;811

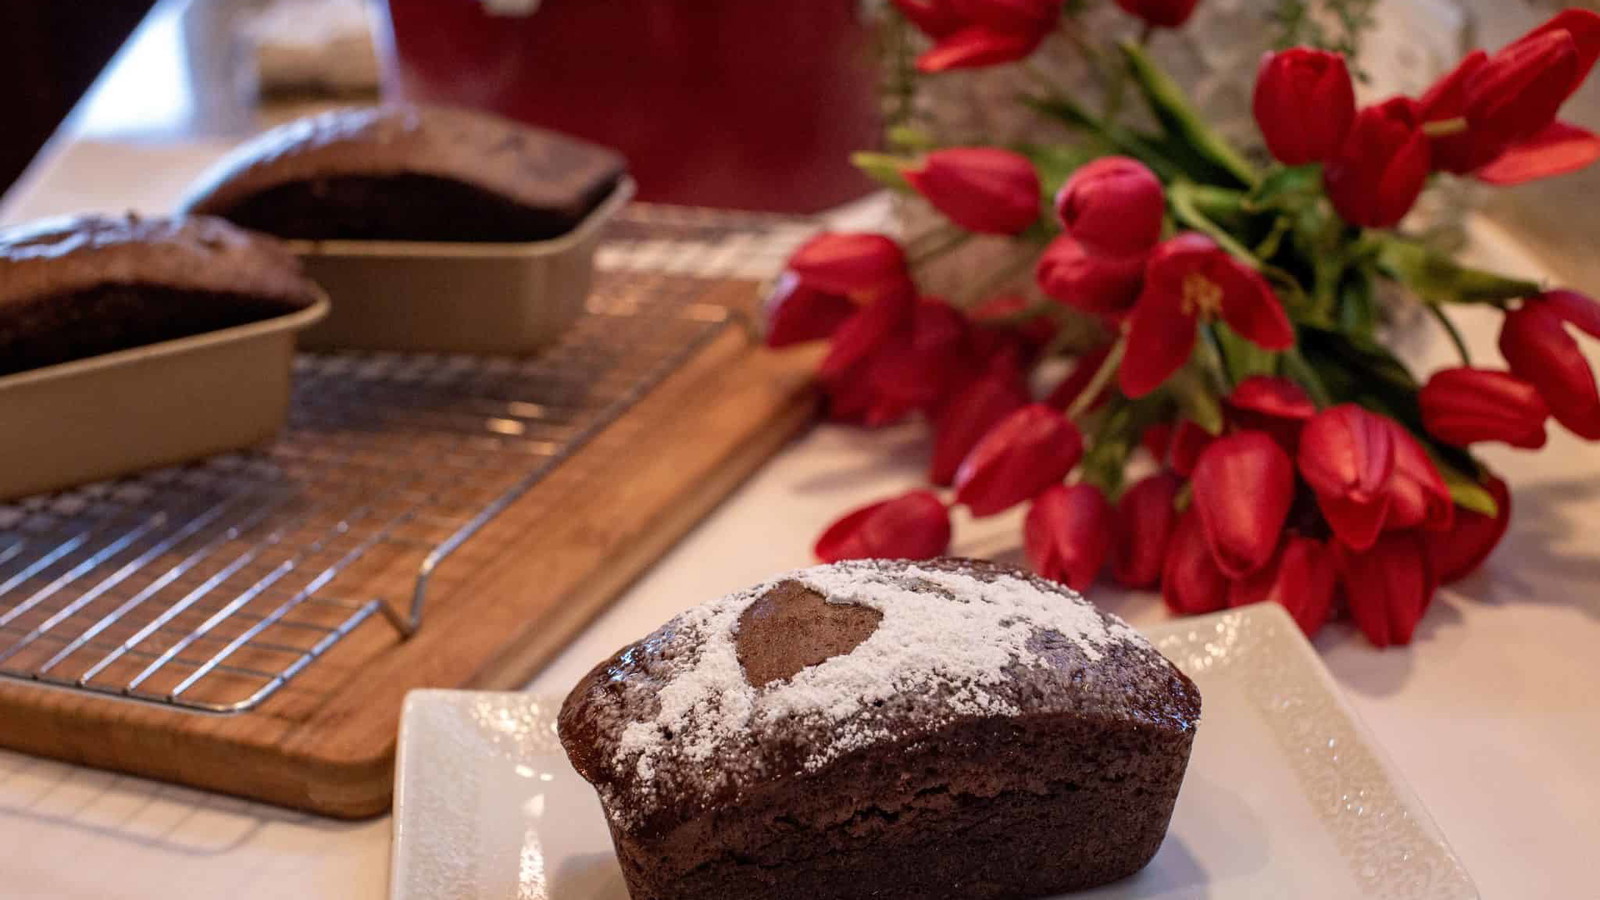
2;137;1597;900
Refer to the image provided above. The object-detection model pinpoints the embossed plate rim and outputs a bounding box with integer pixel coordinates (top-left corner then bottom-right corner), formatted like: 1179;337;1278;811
391;603;1478;900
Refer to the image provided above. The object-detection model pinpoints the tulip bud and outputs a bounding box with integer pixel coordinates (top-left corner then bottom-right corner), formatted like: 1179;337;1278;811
1465;31;1581;154
815;491;953;563
929;364;1031;486
1253;48;1357;166
953;0;1062;32
916;25;1047;73
891;0;964;38
1499;297;1600;440
1113;0;1201;29
1054;156;1166;255
788;233;912;300
1228;536;1338;638
954;404;1084;516
1419;367;1551;449
1297;405;1397;550
1338;531;1438;648
1163;510;1231;615
1427;475;1511;584
905;148;1042;235
1167;419;1214;478
1035;234;1147;317
1113;472;1183;588
1423;11;1600;177
1324;98;1432;229
1383;421;1455;532
1226;376;1316;452
1025;483;1115;591
763;272;856;348
1191;432;1296;578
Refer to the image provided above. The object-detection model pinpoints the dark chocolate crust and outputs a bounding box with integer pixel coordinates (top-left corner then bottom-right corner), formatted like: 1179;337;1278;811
0;214;319;376
181;105;627;242
559;558;1201;900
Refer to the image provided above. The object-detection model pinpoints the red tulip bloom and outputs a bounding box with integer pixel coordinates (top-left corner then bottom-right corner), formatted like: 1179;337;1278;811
1167;419;1214;477
787;232;912;301
1462;31;1582;153
905;148;1043;235
1121;234;1294;397
1025;483;1115;591
815;490;952;562
890;0;965;38
1383;421;1455;533
1253;48;1357;166
929;363;1031;486
1228;536;1338;638
1114;0;1201;29
954;404;1084;516
1421;10;1600;181
1055;156;1166;256
1297;405;1397;551
970;293;1058;351
1191;432;1296;578
763;272;857;348
1475;121;1600;186
895;0;1063;73
1324;98;1431;229
1113;471;1182;588
1035;234;1147;317
1419;367;1550;449
916;27;1048;72
1141;421;1173;462
1163;510;1230;615
821;297;974;426
1500;292;1600;440
1338;531;1438;648
1226;375;1317;452
1428;475;1512;584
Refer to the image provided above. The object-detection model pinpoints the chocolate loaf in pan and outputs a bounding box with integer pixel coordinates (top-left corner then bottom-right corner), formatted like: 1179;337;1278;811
0;214;320;377
559;559;1201;900
180;104;628;242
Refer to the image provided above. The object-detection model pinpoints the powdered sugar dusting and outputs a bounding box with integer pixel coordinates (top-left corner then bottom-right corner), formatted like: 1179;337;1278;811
606;561;1146;822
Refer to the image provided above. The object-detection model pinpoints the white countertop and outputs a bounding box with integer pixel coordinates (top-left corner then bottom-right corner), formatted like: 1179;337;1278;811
3;6;1599;897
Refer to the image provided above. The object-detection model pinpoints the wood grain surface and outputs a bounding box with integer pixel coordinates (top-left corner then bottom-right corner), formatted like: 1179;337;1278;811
0;279;821;818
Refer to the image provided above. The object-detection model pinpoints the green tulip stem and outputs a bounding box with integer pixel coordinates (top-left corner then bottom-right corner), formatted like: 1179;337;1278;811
1066;338;1127;422
1426;304;1474;366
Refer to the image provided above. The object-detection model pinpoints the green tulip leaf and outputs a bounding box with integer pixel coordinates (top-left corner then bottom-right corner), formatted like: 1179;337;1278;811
850;152;911;191
1166;365;1227;435
1246;164;1322;211
1374;235;1541;305
1120;41;1258;189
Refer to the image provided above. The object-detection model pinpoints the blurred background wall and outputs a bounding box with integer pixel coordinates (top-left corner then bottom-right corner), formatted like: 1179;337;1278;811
0;0;158;193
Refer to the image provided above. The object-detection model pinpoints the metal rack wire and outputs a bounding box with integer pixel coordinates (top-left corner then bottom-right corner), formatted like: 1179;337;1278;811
0;206;816;715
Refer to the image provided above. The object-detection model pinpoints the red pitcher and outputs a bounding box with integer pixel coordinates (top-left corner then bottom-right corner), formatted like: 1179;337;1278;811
375;0;882;213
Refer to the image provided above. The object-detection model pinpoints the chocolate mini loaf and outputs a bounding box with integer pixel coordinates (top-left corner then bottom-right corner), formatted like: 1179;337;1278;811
0;214;320;377
181;105;627;242
559;558;1201;900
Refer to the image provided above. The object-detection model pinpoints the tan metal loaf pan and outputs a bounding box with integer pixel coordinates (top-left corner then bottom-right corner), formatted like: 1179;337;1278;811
288;177;635;354
0;295;329;501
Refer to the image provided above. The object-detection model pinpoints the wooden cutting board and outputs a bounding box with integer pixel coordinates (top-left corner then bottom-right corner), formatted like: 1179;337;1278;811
0;276;822;819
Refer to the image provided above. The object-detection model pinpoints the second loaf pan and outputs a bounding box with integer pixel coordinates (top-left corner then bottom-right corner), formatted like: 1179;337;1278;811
289;177;635;355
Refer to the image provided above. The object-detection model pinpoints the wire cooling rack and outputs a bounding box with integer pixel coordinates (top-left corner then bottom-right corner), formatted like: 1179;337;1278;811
0;204;819;715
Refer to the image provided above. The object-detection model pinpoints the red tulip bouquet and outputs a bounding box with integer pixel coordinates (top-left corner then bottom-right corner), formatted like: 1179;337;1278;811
766;2;1600;647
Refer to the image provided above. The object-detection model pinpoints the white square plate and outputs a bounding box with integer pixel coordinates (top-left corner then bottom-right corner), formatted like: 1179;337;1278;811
391;603;1478;899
